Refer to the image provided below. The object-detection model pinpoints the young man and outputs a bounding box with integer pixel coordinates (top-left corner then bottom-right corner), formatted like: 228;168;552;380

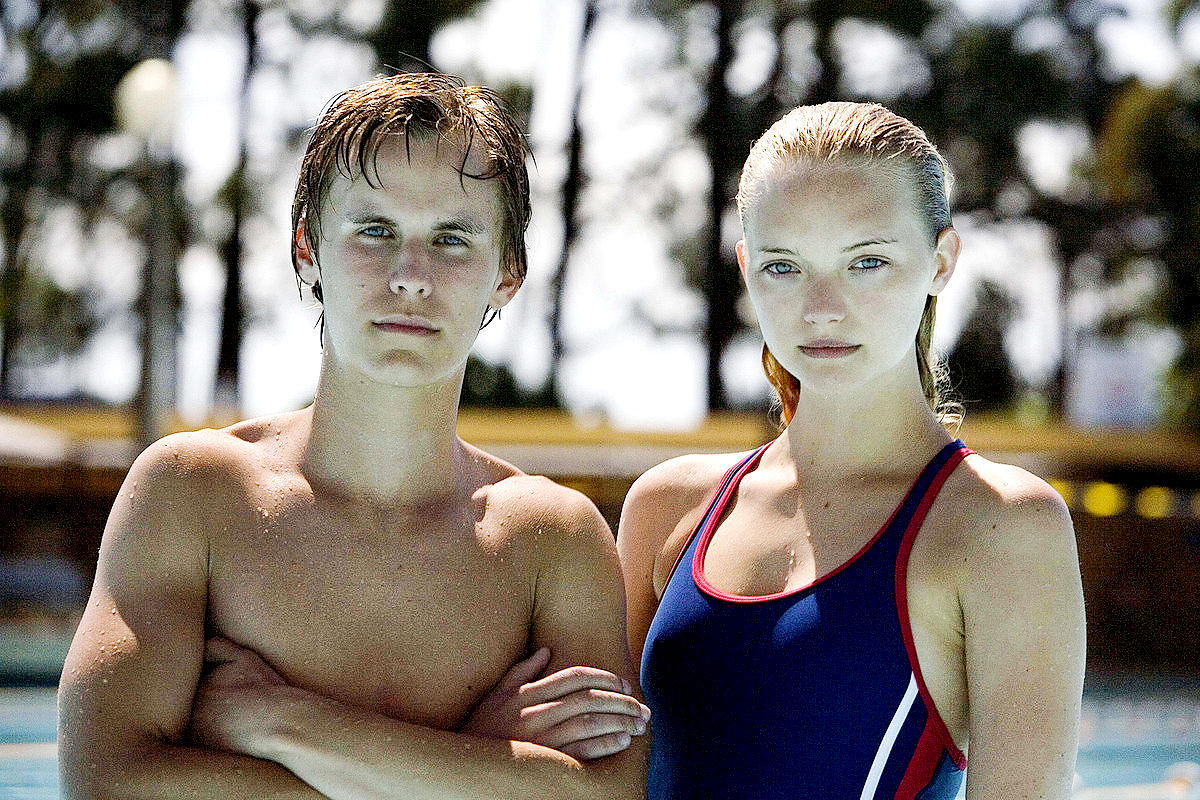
59;73;649;799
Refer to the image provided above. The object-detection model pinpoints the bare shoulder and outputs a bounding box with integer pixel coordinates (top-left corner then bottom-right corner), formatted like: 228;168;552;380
947;453;1074;543
624;451;749;528
119;410;310;523
122;428;239;506
618;450;756;597
620;451;750;543
129;413;288;485
936;452;1078;591
485;471;613;549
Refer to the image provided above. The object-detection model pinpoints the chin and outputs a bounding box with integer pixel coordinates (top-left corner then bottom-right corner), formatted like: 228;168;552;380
359;351;467;389
779;357;873;392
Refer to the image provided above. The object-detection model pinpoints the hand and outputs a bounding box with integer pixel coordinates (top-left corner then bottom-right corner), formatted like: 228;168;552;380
187;635;292;757
460;647;651;761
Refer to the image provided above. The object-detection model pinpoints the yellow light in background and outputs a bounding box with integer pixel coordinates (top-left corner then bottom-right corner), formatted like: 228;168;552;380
1048;479;1074;507
1134;486;1174;519
1081;482;1127;517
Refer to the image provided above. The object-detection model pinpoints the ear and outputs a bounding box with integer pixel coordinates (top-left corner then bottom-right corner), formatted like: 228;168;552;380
735;239;748;281
294;217;320;286
929;227;960;296
488;261;523;310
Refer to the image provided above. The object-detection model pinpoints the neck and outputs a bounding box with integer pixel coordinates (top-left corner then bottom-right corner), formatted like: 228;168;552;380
302;358;467;503
777;360;952;479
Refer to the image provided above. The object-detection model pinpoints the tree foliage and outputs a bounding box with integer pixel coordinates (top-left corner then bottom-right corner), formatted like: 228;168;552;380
632;0;1198;424
1097;69;1200;428
4;0;1199;431
0;1;175;399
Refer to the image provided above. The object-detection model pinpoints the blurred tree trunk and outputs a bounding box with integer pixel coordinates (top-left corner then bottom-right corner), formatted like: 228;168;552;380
373;7;437;71
214;0;259;413
546;0;597;403
370;1;483;72
806;0;842;104
702;0;740;410
0;121;40;400
1043;2;1109;414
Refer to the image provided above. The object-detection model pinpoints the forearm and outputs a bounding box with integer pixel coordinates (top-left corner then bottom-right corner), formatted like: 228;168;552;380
60;738;328;800
255;687;644;800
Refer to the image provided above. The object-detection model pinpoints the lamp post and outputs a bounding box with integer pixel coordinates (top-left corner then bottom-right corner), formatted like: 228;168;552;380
115;58;179;448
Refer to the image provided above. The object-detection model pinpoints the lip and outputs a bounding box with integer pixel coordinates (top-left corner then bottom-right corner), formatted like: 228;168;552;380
372;315;439;336
799;340;860;359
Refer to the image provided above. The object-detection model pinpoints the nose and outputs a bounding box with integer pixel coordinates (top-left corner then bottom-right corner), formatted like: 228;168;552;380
389;242;432;297
801;276;846;325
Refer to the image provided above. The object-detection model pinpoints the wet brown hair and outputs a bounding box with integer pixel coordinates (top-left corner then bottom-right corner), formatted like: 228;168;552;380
736;101;960;428
291;72;531;297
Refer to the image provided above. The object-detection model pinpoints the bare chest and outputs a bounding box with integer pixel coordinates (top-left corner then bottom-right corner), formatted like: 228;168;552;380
204;490;535;729
700;483;901;596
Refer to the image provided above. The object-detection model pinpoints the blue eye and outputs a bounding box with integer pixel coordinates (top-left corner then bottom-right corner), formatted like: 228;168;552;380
360;224;390;238
853;257;886;270
763;261;798;275
434;233;467;247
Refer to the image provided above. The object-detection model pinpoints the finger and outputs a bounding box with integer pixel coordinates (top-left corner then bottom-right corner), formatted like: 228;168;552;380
519;689;651;730
499;647;552;690
517;665;630;703
533;711;647;750
558;732;633;762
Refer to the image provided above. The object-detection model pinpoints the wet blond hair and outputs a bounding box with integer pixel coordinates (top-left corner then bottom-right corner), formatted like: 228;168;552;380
736;101;959;428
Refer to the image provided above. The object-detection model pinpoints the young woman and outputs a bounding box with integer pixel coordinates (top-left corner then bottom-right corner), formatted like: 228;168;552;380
618;102;1085;800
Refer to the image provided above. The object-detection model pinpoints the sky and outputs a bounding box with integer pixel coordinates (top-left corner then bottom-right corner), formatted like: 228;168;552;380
24;0;1200;430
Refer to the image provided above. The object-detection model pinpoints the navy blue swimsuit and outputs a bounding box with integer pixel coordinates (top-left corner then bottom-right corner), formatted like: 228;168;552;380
641;440;971;799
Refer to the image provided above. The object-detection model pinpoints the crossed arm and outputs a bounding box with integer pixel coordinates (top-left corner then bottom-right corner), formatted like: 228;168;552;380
184;636;647;800
58;442;649;800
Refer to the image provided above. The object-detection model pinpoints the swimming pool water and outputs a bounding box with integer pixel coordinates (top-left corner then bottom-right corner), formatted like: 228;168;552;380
3;684;1198;798
0;688;56;800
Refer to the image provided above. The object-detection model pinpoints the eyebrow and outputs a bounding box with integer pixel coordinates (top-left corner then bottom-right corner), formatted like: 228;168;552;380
758;237;898;256
344;209;488;236
434;215;488;236
841;237;897;251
